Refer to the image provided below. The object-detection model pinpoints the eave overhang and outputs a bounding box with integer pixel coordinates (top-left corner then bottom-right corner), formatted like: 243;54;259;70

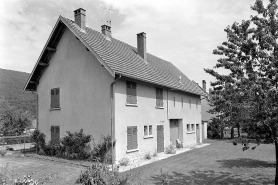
24;16;115;91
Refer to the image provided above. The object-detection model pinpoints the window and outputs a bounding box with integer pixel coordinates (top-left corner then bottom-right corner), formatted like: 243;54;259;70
191;124;195;132
51;126;60;144
127;126;138;150
187;124;191;132
156;88;163;107
189;100;191;109
51;88;60;109
182;98;183;108
149;125;152;135
144;126;148;136
196;100;198;109
144;125;153;138
126;81;137;104
173;97;175;107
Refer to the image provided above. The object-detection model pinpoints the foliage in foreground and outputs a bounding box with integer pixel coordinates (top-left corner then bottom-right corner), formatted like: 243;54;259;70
76;163;127;185
0;101;33;136
204;0;278;183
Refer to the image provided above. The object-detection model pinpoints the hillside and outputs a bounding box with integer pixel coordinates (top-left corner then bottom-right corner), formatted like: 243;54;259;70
0;68;36;117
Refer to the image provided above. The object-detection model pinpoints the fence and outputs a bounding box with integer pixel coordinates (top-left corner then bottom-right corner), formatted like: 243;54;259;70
0;135;34;150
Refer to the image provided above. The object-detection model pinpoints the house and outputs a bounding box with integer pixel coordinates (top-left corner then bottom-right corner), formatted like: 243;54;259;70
24;8;207;163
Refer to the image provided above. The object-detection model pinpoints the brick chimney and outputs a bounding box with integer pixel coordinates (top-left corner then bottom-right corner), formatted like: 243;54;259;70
74;8;86;29
101;25;111;37
137;32;146;60
202;80;206;92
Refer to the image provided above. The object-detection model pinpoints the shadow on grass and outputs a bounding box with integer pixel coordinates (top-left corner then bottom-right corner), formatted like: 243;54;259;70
217;158;275;168
151;170;274;185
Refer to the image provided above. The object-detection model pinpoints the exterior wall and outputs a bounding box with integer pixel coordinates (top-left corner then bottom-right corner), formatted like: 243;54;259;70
114;78;201;163
37;28;114;144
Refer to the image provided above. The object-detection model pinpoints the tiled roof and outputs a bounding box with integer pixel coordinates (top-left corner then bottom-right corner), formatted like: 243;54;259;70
30;16;205;96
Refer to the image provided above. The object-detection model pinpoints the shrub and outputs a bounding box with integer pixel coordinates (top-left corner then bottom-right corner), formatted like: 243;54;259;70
91;135;115;163
0;149;7;157
164;144;176;154
14;175;38;185
144;152;151;160
60;129;91;160
118;157;129;166
76;163;121;185
152;150;157;157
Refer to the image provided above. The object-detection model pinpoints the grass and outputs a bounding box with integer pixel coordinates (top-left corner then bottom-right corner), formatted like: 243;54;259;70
0;139;275;184
120;139;275;185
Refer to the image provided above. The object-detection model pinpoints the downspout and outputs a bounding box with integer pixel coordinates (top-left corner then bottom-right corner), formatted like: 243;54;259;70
32;91;39;154
110;74;121;171
167;89;169;119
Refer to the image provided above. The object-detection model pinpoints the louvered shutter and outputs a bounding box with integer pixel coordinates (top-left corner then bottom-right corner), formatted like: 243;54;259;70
156;88;163;107
127;127;133;150
51;89;55;108
51;126;54;143
132;127;138;149
55;126;60;144
127;82;137;104
56;89;60;108
130;83;137;104
126;82;132;104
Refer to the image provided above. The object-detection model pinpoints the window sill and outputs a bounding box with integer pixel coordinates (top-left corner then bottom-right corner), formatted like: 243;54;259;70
155;106;164;109
50;107;61;111
126;148;139;153
126;103;138;107
143;135;154;139
187;131;195;134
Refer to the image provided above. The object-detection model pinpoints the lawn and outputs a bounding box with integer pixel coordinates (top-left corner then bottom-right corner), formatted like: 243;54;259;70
0;139;275;185
121;140;275;185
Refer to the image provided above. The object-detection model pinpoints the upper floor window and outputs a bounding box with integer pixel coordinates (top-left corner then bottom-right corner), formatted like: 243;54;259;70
51;88;60;109
173;97;175;107
156;88;163;107
196;100;198;109
126;81;137;104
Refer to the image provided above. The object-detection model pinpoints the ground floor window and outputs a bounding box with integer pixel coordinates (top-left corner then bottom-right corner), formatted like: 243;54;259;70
144;125;153;137
127;126;138;150
191;124;195;132
51;126;60;144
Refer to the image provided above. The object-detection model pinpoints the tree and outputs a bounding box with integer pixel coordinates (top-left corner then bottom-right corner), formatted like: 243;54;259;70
0;101;32;136
204;0;278;183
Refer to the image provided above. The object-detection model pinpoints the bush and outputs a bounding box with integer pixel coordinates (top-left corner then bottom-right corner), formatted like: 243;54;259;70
91;135;115;163
144;152;151;160
14;175;38;185
60;129;91;160
0;149;7;157
164;145;176;154
76;163;121;185
118;157;129;166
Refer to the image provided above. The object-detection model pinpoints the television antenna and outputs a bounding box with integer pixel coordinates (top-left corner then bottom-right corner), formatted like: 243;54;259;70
101;7;114;27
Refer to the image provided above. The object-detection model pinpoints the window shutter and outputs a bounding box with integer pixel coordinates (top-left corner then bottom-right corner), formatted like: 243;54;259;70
51;126;54;143
132;127;138;149
127;81;137;104
127;127;133;150
56;89;60;108
51;89;54;108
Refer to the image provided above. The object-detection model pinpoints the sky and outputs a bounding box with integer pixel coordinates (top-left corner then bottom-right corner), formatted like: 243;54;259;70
0;0;257;87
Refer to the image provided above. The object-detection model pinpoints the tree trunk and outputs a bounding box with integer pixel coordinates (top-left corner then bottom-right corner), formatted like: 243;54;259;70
275;140;278;185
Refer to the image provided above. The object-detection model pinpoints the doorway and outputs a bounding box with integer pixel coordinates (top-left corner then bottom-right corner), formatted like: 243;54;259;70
157;125;164;153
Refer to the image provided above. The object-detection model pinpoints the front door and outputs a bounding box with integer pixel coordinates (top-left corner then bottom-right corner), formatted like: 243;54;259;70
170;120;179;146
196;124;200;143
157;125;164;153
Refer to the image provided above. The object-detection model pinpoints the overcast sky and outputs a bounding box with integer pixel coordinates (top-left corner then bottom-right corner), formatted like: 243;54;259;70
0;0;257;87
